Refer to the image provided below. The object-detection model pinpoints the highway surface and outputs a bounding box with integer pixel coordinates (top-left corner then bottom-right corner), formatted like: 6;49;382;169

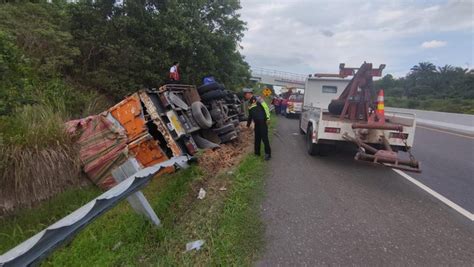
257;117;473;266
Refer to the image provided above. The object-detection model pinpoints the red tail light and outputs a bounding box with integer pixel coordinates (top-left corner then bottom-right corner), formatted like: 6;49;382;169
324;127;341;133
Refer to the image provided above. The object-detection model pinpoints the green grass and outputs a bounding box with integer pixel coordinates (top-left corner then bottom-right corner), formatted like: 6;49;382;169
1;111;277;266
0;186;101;253
0;154;268;266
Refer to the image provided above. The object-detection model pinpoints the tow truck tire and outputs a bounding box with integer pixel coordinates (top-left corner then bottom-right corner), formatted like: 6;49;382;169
306;125;319;156
328;100;345;115
192;101;213;129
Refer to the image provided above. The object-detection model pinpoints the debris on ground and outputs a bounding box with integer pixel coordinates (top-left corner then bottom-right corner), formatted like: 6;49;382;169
198;122;253;176
197;188;206;200
185;240;205;252
112;241;123;251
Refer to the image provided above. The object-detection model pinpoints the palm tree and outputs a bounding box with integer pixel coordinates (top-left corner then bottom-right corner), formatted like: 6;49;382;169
410;62;436;74
408;62;437;95
437;64;455;74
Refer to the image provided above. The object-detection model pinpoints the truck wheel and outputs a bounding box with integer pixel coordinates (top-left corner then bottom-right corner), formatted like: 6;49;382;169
197;82;224;95
306;125;319;156
192;101;213;129
213;123;235;135
201;90;227;102
328;100;345;115
219;131;238;143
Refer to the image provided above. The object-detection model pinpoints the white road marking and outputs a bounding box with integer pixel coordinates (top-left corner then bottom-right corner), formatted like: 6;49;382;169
417;125;474;139
392;169;474;221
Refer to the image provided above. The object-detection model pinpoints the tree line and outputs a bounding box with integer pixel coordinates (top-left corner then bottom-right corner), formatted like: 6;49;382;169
0;0;250;117
375;62;473;114
0;0;250;212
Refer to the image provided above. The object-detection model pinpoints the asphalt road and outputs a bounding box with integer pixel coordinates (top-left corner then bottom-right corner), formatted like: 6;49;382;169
257;117;474;266
409;126;474;213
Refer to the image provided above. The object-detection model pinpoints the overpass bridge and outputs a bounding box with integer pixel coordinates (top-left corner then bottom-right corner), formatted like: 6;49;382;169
250;67;307;90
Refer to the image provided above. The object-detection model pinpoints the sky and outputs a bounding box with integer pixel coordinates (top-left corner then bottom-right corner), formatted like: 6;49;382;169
238;0;473;77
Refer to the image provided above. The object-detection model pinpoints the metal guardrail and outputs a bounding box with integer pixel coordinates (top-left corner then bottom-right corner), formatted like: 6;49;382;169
251;67;307;83
0;155;191;266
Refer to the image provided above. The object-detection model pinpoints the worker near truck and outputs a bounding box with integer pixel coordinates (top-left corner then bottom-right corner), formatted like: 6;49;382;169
271;96;281;115
280;96;288;116
169;61;180;82
243;88;271;160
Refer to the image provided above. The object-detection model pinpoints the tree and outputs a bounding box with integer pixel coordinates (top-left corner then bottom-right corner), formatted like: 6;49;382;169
66;0;250;99
410;62;436;74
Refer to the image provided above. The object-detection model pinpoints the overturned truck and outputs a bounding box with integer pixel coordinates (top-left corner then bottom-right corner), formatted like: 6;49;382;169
67;84;245;189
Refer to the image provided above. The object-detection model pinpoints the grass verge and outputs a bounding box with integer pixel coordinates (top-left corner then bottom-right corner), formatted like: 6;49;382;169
0;151;267;266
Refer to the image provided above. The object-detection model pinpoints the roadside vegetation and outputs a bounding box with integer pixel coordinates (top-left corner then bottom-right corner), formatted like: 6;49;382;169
0;150;267;266
375;62;474;114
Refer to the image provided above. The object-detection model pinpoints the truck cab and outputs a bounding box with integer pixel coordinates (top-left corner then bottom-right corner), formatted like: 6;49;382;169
300;77;349;136
286;92;304;117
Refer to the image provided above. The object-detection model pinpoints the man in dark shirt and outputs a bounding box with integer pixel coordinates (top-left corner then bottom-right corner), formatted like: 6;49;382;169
247;95;271;160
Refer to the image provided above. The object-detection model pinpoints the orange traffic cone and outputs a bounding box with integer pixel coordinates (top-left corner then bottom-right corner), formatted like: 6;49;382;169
376;89;385;123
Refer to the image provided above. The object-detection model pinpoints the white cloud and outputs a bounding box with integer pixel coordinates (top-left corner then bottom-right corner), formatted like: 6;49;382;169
238;0;473;76
421;40;447;49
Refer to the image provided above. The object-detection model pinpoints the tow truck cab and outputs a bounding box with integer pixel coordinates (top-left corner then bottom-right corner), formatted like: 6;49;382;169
300;77;349;135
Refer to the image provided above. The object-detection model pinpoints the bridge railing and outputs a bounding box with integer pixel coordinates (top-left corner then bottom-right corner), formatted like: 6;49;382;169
251;67;307;84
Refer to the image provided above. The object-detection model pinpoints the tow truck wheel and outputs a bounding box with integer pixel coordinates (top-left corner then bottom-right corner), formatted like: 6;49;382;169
306;125;319;156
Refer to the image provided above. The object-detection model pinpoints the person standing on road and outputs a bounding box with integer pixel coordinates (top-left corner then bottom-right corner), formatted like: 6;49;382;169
243;88;271;160
169;61;180;83
272;96;281;115
280;96;288;117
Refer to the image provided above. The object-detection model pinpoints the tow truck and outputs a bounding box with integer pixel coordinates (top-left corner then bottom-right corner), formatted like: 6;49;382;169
300;62;421;172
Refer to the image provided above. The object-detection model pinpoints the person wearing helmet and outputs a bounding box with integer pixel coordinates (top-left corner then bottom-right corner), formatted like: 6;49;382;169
244;88;271;160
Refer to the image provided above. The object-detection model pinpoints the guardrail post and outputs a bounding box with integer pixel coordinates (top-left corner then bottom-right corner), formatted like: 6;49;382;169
112;158;161;226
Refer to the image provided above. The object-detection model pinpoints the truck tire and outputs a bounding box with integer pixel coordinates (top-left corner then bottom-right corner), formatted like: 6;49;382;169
201;90;227;102
213;123;235;135
191;101;212;129
328;100;345;115
306;125;320;156
232;119;239;127
197;82;224;95
220;131;238;143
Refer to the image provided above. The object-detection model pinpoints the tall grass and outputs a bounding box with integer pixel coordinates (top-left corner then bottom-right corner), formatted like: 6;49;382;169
0;103;85;215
